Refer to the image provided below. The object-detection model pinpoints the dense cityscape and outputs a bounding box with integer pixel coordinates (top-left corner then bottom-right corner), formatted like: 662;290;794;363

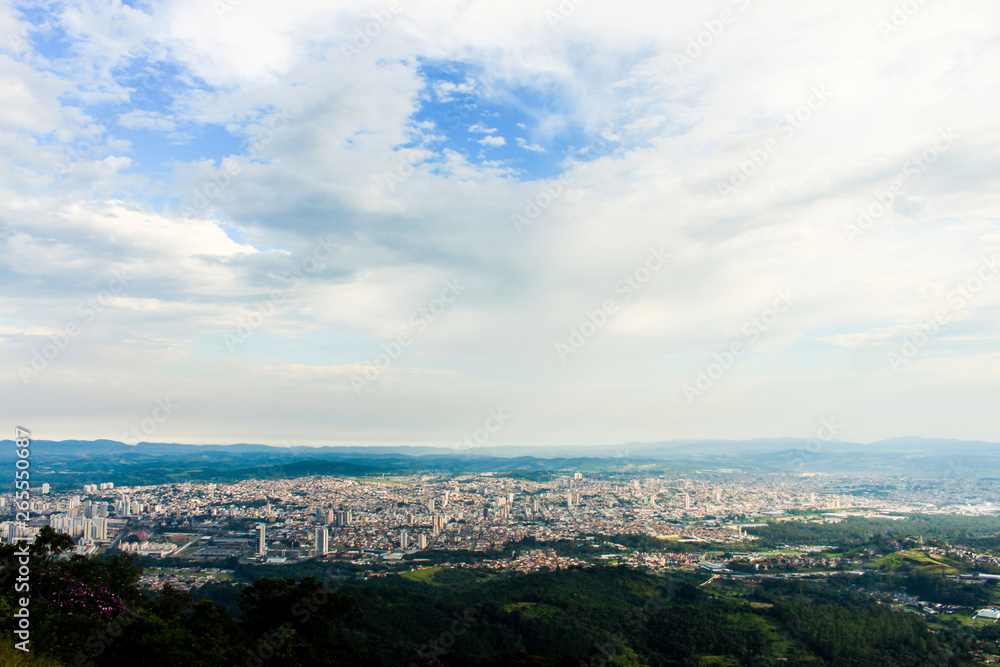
6;471;999;574
11;461;1000;664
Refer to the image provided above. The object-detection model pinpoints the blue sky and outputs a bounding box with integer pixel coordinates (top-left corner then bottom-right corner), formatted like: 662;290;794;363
1;0;998;447
407;59;614;181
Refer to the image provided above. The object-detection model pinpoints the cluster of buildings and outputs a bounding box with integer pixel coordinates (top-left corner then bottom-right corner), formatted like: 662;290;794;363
0;471;964;567
138;567;233;591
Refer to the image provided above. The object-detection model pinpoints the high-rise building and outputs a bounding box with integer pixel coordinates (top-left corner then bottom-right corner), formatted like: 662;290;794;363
432;515;445;535
417;534;428;549
315;526;329;555
682;493;691;510
400;530;409;549
532;497;540;513
95;518;108;541
566;492;573;509
257;524;267;557
712;488;722;503
40;483;50;494
428;499;435;513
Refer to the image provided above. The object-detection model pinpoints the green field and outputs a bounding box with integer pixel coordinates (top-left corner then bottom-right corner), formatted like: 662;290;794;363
399;566;442;584
872;550;963;574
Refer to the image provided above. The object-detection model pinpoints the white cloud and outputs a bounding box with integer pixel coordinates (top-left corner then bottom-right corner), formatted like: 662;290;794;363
516;137;545;152
117;110;177;131
477;135;506;147
433;77;476;102
2;0;1000;445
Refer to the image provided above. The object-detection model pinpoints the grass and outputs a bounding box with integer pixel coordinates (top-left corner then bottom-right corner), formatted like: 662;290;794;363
944;614;998;628
0;641;63;667
872;550;962;575
399;566;442;584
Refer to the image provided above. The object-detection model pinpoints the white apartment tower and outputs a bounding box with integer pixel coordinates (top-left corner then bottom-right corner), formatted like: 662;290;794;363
315;526;329;556
257;524;267;557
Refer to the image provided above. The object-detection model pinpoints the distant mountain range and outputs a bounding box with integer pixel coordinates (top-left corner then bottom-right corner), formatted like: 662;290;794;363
2;437;998;486
461;436;1000;459
1;436;998;459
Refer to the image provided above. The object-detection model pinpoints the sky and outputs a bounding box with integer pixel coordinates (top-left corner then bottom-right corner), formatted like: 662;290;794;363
1;0;999;448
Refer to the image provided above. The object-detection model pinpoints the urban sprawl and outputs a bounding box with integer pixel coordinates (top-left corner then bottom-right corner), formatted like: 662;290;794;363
4;472;998;591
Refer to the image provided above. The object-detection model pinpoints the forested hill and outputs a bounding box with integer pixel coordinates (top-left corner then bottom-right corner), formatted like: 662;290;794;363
0;528;988;666
5;436;1000;488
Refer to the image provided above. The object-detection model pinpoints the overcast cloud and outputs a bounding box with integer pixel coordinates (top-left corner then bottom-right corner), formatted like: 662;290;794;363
1;0;998;447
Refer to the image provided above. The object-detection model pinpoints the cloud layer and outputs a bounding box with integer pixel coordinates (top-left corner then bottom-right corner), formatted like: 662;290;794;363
2;0;998;447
